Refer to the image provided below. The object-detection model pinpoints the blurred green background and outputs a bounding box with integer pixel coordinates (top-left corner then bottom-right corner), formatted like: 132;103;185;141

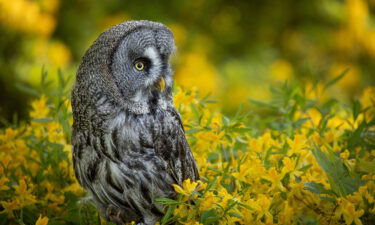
1;0;375;124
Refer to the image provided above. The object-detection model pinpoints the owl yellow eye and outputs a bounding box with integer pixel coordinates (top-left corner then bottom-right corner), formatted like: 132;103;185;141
134;61;145;71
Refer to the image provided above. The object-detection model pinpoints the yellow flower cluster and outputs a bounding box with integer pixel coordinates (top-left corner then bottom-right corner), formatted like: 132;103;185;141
0;84;374;224
175;51;220;96
0;95;83;224
167;86;375;225
0;0;59;37
328;0;375;94
344;0;375;58
0;0;72;86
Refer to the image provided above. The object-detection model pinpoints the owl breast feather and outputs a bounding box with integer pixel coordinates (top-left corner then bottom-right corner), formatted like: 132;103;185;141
72;104;198;223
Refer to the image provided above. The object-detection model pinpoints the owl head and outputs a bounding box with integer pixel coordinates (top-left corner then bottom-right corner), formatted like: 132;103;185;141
74;20;176;115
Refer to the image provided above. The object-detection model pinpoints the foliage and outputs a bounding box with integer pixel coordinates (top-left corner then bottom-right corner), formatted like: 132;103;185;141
1;0;375;121
0;73;374;224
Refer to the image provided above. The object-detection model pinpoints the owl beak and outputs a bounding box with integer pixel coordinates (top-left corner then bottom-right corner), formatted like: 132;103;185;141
156;77;166;92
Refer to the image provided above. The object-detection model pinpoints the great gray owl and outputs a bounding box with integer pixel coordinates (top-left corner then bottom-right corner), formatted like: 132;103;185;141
71;20;199;225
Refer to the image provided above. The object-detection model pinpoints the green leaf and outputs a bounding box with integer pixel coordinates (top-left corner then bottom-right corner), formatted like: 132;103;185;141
155;197;179;205
312;145;365;196
185;128;204;134
238;202;253;210
228;211;243;219
352;100;362;121
202;99;217;104
199;209;219;225
340;177;366;194
301;215;320;225
293;118;309;127
226;127;252;133
281;191;287;200
356;159;375;173
319;196;336;203
190;103;201;121
203;178;217;194
320;99;338;115
160;206;177;225
325;68;348;89
41;66;48;87
15;83;39;97
298;164;313;172
249;99;277;109
304;182;335;195
32;118;53;123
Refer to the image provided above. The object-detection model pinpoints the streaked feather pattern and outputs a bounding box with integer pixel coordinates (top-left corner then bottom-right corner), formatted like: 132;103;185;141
72;20;199;225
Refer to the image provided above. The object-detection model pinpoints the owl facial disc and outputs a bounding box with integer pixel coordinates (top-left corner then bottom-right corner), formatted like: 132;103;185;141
143;46;163;88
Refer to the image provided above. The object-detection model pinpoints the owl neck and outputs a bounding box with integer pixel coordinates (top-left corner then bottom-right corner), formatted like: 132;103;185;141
126;89;170;114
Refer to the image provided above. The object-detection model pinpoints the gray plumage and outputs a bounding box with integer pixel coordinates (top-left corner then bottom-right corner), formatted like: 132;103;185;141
71;20;199;225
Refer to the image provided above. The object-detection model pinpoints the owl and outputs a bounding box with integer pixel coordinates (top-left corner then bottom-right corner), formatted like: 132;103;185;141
71;20;199;225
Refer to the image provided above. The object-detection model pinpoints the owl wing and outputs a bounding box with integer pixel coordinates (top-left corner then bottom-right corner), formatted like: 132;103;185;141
73;129;177;223
152;107;199;185
72;106;199;223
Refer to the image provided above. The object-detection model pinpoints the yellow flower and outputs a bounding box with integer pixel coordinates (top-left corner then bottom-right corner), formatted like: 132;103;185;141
45;192;65;209
173;204;196;222
172;179;206;197
278;202;294;224
281;157;297;176
269;59;293;81
40;0;60;13
0;0;57;36
0;200;20;217
209;114;222;131
247;194;273;222
361;87;375;123
35;214;49;225
359;185;374;204
342;201;364;225
0;177;9;191
247;131;280;154
175;52;219;95
0;155;12;170
216;187;234;209
286;134;306;156
304;82;327;102
233;156;265;183
194;130;226;152
174;87;198;108
346;0;368;39
47;121;64;143
233;153;266;183
63;182;85;195
263;167;286;191
169;24;187;46
0;128;18;143
30;95;49;119
199;192;218;211
47;41;71;67
13;178;37;208
340;149;350;159
304;108;322;128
